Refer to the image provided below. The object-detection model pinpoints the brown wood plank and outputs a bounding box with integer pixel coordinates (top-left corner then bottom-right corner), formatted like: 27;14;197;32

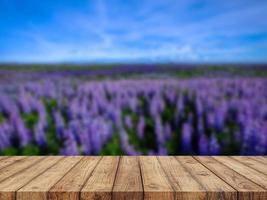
251;156;267;165
139;156;174;200
48;156;101;200
0;157;8;163
158;156;206;200
232;156;267;175
0;156;43;183
81;156;120;200
214;156;267;190
177;156;237;200
17;156;82;200
0;156;26;170
112;156;143;200
195;156;267;200
0;156;61;200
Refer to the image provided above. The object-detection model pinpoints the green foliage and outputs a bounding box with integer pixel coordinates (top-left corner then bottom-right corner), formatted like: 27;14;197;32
0;114;5;123
21;112;39;130
100;134;124;155
43;98;61;154
1;147;18;155
22;145;41;155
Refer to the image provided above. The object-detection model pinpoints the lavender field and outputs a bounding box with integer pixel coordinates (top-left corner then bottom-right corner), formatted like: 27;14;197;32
0;67;267;155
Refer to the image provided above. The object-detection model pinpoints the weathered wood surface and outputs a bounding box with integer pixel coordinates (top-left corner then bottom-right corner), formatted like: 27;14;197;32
0;156;266;200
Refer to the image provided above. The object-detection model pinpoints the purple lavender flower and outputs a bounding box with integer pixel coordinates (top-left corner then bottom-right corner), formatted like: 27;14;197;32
61;129;79;155
124;116;133;130
209;135;220;155
137;116;145;139
198;135;209;155
181;122;192;153
154;116;164;146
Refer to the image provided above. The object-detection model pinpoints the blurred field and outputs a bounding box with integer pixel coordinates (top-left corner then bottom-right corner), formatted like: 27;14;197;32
0;64;266;155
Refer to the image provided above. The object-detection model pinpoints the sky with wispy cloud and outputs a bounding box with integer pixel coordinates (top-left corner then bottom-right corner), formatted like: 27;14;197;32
0;0;267;63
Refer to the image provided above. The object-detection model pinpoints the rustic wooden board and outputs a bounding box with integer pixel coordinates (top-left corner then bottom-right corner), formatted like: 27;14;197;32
48;156;101;200
250;156;267;165
140;156;174;200
17;156;81;200
177;156;237;200
214;156;267;190
0;156;43;183
0;156;26;170
0;156;61;200
196;156;267;200
0;156;266;200
232;156;267;175
112;156;143;200
158;156;206;200
80;156;120;200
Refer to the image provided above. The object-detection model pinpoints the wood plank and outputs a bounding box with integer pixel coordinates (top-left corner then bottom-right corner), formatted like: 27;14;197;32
176;156;237;200
17;156;82;200
48;156;101;200
0;156;266;200
158;156;206;200
139;156;174;200
0;156;26;170
195;156;267;200
0;157;8;163
250;156;267;165
112;156;143;200
232;156;267;175
81;156;120;200
0;156;43;183
214;156;267;190
0;156;61;200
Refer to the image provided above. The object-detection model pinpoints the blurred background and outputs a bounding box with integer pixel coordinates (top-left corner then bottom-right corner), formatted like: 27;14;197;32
0;0;267;155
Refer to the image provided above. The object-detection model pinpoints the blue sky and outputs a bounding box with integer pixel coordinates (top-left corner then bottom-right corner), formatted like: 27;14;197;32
0;0;267;63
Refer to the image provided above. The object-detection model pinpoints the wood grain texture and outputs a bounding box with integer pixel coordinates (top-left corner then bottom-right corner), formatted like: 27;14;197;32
196;156;267;200
158;156;206;200
17;156;82;200
0;156;42;183
0;156;61;200
112;156;143;200
0;157;8;161
250;156;267;165
177;156;237;200
0;156;26;170
0;156;266;200
48;156;101;200
232;156;267;175
81;156;120;200
139;156;174;200
214;156;267;190
0;157;9;165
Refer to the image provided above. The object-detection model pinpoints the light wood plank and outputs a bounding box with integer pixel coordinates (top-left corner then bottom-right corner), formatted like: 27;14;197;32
0;156;61;200
140;156;174;200
0;157;8;163
177;156;237;200
0;156;26;170
196;156;267;200
48;156;101;200
17;156;82;200
251;156;267;165
0;156;265;200
214;156;267;190
112;156;143;200
232;156;267;175
0;156;42;183
81;156;120;200
158;156;206;200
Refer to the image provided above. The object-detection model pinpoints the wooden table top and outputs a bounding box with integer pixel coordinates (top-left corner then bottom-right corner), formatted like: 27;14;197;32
0;156;266;200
